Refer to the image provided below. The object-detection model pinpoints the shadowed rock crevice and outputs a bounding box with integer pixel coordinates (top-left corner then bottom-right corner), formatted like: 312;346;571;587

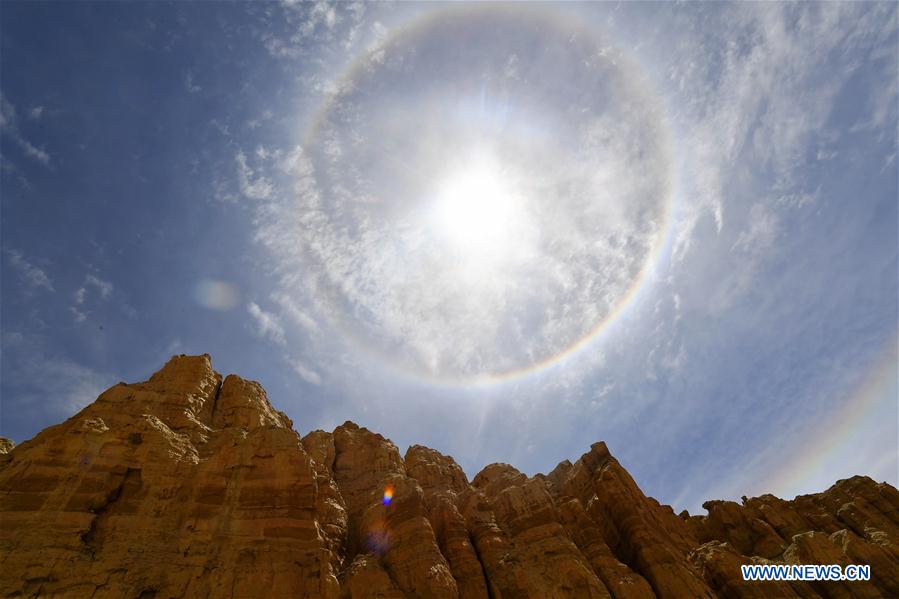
1;354;897;598
80;467;143;552
207;377;224;426
466;529;495;599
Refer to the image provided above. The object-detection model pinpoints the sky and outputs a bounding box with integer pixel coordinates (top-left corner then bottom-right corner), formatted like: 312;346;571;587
1;1;896;514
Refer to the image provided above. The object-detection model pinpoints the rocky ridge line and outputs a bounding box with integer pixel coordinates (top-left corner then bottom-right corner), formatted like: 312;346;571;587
0;354;896;598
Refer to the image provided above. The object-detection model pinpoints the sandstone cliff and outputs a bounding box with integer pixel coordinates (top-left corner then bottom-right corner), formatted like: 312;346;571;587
0;355;896;598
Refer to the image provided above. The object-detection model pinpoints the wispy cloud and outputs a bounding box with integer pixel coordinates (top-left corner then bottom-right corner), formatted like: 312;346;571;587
662;3;887;265
18;139;50;165
183;71;201;94
70;273;114;323
69;306;87;323
0;332;114;440
85;274;113;300
0;93;51;166
272;292;319;334
291;358;322;385
5;248;54;292
262;0;367;59
235;151;273;200
247;301;286;345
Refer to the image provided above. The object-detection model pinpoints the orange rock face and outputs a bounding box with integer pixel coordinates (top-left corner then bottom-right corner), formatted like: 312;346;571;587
1;355;896;598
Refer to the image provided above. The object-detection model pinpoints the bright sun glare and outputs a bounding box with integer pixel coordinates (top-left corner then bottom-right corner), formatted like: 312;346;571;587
431;159;521;261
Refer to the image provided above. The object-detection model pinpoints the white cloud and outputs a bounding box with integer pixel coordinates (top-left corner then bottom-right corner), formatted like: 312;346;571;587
272;292;319;333
291;1;339;39
255;145;274;160
19;139;50;165
247;110;274;130
235;151;273;200
666;3;881;263
210;118;231;138
184;71;201;94
247;301;286;345
5;249;54;292
776;192;817;209
0;93;51;165
366;21;389;65
291;359;322;385
70;273;113;322
28;106;44;120
263;0;374;59
732;203;779;254
85;274;113;299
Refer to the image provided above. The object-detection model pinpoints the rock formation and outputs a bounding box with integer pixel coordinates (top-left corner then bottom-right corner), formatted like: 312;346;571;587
0;354;896;598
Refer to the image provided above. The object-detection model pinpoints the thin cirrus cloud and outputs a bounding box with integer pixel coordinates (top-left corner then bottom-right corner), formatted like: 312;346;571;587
0;93;50;166
70;274;113;323
247;301;286;347
4;248;54;293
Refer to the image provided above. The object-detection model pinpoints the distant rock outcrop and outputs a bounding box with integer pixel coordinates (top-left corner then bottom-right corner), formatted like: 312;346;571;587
0;355;896;597
0;438;14;455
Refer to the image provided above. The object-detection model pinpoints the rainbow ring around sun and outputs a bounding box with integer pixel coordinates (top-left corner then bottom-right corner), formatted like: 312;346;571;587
297;5;676;386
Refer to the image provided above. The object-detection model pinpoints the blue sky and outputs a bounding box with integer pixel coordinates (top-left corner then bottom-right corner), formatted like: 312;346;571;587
1;2;896;514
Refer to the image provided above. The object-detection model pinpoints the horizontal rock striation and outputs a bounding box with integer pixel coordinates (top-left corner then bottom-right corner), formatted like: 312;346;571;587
1;355;896;598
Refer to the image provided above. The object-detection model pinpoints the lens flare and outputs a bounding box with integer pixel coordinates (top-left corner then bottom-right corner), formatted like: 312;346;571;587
382;484;394;506
192;279;240;311
366;518;391;554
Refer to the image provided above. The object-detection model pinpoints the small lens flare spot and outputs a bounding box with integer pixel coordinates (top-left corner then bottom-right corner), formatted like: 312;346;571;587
193;279;240;311
366;519;391;554
382;485;394;506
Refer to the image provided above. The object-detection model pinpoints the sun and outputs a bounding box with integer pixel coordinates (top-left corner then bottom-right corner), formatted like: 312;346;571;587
430;158;521;261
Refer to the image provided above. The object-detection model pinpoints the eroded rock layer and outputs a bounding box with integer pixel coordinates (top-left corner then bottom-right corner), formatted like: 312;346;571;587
1;355;896;598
